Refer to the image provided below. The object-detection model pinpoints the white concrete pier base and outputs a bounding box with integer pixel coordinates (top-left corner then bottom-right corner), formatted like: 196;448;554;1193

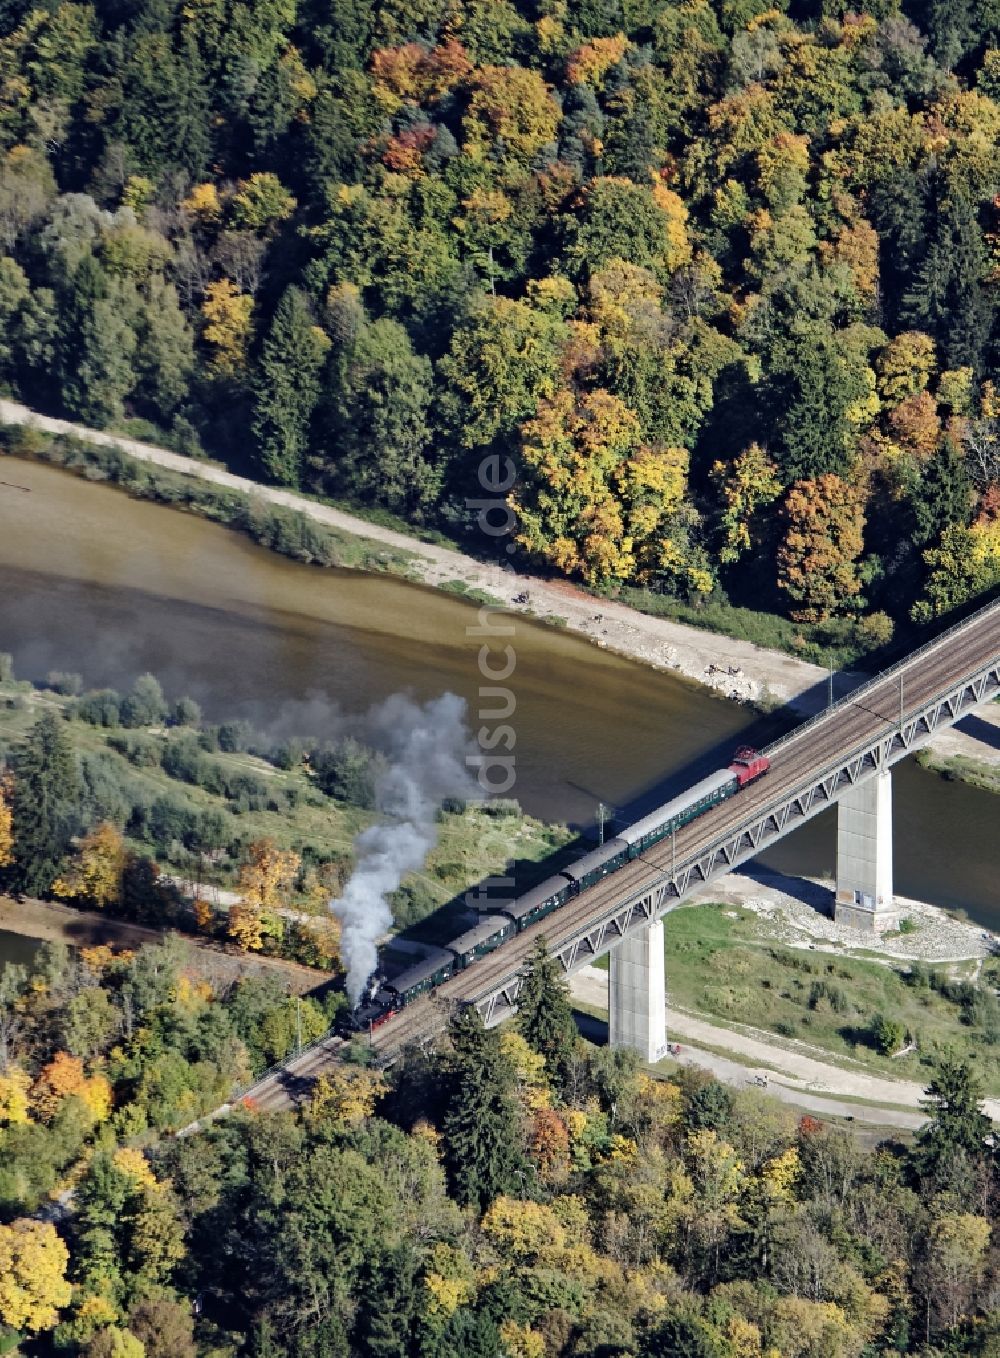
834;769;896;931
608;919;668;1062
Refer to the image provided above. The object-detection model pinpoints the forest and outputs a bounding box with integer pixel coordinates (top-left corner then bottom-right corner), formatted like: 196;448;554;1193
0;0;996;637
2;935;1000;1357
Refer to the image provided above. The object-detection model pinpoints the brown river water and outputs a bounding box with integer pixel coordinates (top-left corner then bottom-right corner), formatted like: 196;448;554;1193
0;458;996;924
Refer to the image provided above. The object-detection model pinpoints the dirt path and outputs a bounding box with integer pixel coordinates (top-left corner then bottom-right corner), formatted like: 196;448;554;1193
571;963;999;1128
0;894;330;994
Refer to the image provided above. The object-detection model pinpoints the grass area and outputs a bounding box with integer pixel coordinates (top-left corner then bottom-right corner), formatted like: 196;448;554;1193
917;749;1000;795
438;578;504;606
0;674;572;929
607;588;870;669
594;902;1000;1092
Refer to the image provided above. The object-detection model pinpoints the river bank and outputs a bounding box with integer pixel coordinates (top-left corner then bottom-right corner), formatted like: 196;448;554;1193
0;398;830;709
0;400;996;788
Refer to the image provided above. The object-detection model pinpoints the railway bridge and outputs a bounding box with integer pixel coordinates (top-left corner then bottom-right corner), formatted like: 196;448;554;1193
238;598;1000;1115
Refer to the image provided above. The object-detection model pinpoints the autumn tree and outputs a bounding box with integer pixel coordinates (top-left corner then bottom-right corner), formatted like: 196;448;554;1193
7;710;81;897
513;387;695;588
914;515;1000;620
0;1219;72;1335
711;443;783;564
517;939;579;1092
31;1051;112;1124
127;1297;197;1358
776;474;866;621
231;173;296;232
229;838;300;951
915;1212;991;1338
463;65;560;167
201;279;254;377
438;295;567;454
53;821;127;911
0;1064;31;1126
0;770;12;870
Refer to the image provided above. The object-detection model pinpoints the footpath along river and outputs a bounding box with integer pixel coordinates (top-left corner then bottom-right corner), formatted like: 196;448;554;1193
0;456;996;927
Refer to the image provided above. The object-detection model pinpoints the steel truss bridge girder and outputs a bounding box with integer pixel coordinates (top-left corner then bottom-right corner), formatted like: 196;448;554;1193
475;654;1000;1029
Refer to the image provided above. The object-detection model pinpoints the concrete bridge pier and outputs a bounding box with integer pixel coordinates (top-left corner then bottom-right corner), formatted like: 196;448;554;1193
609;918;668;1063
834;769;896;931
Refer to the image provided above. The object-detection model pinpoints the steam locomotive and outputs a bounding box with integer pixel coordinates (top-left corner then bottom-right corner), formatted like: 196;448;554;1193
336;746;770;1036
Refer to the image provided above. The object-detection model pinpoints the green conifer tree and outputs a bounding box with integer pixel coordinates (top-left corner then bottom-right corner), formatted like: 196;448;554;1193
439;1006;526;1211
517;938;579;1091
914;1053;993;1185
252;286;330;487
7;710;81;896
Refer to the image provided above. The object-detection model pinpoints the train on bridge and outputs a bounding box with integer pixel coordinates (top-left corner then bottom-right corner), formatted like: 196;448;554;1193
337;745;770;1037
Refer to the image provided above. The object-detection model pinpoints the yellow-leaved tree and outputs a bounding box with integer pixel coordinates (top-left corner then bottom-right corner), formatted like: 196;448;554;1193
711;444;783;565
228;839;300;952
307;1066;386;1128
52;822;126;910
0;1065;31;1126
0;1218;72;1334
0;770;12;869
202;279;254;376
512;387;691;587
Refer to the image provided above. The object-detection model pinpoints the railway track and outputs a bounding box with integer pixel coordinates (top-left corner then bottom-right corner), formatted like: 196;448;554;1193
238;601;1000;1111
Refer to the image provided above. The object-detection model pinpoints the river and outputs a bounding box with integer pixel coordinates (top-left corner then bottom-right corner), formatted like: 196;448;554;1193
0;457;996;923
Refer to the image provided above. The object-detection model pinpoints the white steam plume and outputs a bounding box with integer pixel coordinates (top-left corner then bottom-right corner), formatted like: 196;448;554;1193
331;692;478;1004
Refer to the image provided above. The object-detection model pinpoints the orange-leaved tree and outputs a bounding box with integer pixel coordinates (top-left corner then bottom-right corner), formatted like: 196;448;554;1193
31;1051;112;1124
776;474;866;621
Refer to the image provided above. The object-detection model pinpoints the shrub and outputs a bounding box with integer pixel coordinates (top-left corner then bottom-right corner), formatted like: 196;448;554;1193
108;732;162;768
870;1013;906;1055
80;750;144;827
146;794;199;851
312;737;380;809
172;696;202;726
218;720;254;753
76;689;123;727
161;735;205;783
46;670;83;695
